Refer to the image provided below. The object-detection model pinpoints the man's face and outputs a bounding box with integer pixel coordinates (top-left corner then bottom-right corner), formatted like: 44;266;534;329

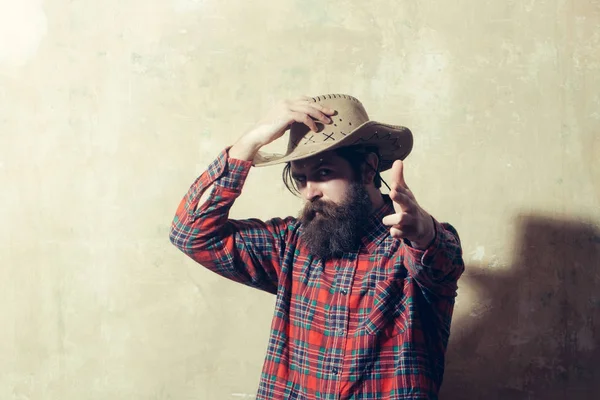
291;151;373;259
291;150;357;206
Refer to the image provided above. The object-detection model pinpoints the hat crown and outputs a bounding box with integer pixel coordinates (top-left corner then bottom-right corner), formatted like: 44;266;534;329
288;94;369;153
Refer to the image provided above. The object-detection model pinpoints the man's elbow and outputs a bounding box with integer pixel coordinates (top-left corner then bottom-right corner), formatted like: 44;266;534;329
169;222;214;259
169;223;188;251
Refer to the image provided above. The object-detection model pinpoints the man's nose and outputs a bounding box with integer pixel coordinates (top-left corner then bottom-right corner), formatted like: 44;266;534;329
303;182;322;202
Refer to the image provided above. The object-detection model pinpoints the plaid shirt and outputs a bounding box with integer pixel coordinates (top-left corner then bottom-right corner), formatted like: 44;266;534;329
169;148;465;400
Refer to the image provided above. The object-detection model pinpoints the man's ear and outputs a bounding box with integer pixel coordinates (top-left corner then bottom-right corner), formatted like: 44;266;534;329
362;153;379;185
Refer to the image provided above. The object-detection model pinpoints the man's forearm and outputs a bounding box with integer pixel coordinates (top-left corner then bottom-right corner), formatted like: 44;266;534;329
229;134;263;162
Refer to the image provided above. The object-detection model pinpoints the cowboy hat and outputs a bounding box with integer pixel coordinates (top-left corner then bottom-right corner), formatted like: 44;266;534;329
252;94;413;172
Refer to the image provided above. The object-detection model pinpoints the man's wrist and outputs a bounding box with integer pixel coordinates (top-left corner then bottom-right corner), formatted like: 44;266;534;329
229;137;263;162
410;216;436;250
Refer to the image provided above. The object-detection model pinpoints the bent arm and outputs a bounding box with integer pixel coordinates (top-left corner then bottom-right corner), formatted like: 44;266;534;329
169;148;293;294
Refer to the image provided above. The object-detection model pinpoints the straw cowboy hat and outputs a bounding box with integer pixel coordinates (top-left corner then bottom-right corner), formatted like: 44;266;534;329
252;94;413;172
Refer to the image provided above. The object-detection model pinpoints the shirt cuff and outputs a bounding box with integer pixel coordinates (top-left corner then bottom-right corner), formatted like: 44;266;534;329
185;147;253;218
210;146;253;192
403;217;444;268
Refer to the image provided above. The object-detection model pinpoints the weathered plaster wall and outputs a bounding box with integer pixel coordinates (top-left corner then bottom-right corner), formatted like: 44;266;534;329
1;0;599;398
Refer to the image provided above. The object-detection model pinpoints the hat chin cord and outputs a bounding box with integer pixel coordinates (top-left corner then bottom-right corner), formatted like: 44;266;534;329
366;163;391;192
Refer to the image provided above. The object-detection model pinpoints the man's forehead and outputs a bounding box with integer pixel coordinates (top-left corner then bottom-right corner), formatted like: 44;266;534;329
291;151;339;171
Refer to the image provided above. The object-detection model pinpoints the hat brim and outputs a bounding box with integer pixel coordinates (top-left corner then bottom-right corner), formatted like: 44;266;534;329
252;120;413;172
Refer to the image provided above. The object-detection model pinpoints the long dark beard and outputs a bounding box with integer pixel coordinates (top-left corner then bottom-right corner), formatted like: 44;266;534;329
298;183;372;260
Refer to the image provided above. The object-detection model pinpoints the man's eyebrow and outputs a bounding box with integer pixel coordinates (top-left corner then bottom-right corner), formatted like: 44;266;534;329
291;159;333;177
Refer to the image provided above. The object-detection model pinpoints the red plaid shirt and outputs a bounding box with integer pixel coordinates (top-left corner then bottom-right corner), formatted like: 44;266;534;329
169;148;465;399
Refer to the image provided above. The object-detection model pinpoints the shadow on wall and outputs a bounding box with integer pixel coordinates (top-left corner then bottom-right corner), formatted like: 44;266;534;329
440;215;600;400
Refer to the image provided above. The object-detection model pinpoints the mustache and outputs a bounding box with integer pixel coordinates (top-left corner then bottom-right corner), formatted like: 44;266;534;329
302;199;338;220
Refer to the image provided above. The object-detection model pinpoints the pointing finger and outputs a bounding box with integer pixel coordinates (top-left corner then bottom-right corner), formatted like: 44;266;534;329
390;159;409;190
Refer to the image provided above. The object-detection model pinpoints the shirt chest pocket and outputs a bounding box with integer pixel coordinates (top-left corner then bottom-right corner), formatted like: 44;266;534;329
290;260;327;334
364;278;408;337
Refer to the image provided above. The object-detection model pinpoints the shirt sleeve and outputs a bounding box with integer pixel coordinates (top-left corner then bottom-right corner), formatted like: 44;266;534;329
402;217;465;298
168;147;294;295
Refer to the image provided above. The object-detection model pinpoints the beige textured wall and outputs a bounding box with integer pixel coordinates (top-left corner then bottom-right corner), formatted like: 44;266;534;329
1;0;599;399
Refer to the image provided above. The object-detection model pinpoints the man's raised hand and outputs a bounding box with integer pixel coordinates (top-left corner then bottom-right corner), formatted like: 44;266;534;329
382;159;436;250
229;96;335;161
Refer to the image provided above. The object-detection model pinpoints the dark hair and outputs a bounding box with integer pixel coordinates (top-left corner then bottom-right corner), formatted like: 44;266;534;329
282;145;383;196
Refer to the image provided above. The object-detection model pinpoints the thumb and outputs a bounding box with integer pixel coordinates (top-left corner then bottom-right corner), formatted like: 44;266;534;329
390;159;408;189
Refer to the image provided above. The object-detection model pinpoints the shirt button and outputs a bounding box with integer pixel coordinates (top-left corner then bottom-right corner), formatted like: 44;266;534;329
338;328;345;336
341;289;348;295
332;367;339;375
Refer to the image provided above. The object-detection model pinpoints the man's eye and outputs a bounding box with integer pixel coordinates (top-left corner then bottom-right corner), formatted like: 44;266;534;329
318;169;331;177
295;177;306;184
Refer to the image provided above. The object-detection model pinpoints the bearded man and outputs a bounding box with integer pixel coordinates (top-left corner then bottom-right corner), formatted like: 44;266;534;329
169;94;465;400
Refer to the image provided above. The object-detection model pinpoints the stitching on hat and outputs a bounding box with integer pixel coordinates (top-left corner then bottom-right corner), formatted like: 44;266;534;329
340;94;359;103
372;131;391;140
322;132;335;141
313;94;361;103
351;131;394;145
